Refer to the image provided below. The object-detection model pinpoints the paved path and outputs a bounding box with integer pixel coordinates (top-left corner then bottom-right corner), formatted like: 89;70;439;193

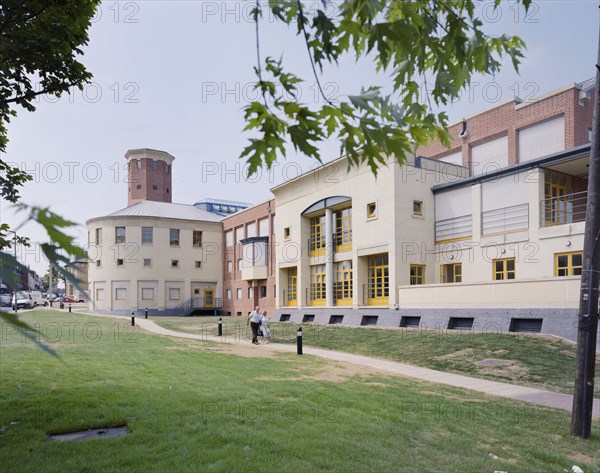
123;317;599;418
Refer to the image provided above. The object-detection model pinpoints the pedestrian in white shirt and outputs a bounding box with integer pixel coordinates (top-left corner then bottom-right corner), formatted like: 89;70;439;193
247;306;262;344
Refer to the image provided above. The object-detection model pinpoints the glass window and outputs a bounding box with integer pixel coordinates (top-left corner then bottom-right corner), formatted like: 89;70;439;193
169;288;180;300
247;222;256;238
441;263;462;283
235;226;244;243
169;229;180;246
96;260;101;268
195;261;202;269
141;227;153;244
171;260;179;268
226;289;232;300
193;230;203;247
259;218;269;237
367;254;389;304
555;252;583;277
238;259;243;270
225;230;233;247
410;264;425;285
116;258;124;267
143;258;151;267
309;215;326;256
286;267;297;306
335;208;352;252
493;258;516;280
236;288;242;299
260;286;267;298
227;261;232;272
310;264;326;305
152;184;158;191
136;159;142;169
95;228;102;245
367;202;377;219
284;227;290;240
334;260;353;305
115;288;127;300
142;288;154;300
115;227;126;244
413;200;423;216
152;160;158;170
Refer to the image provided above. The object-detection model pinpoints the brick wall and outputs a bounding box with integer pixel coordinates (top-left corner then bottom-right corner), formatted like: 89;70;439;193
222;199;276;318
127;158;172;206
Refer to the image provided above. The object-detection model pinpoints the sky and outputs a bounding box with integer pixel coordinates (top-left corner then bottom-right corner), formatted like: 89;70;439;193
1;0;599;275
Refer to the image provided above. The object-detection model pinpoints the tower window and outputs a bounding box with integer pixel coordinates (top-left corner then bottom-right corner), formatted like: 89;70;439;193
136;184;141;190
152;184;158;191
166;188;170;194
152;160;158;170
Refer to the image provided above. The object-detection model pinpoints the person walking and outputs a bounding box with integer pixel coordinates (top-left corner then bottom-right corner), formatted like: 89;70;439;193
260;311;270;344
247;306;262;344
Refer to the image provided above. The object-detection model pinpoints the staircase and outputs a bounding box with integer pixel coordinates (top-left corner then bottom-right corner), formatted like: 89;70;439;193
175;297;222;317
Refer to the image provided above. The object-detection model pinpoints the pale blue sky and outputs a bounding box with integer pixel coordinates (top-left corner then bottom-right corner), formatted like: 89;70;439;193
1;0;598;274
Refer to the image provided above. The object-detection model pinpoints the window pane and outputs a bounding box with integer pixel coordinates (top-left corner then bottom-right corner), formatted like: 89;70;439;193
170;229;180;246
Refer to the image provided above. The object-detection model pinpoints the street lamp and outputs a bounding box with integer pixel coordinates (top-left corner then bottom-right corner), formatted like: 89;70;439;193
6;230;17;314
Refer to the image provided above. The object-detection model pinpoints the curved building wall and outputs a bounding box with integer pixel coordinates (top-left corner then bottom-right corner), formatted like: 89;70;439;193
87;216;222;315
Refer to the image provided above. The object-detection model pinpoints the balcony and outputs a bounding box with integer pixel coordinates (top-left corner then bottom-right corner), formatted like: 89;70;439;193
540;191;587;227
240;237;269;281
482;203;529;236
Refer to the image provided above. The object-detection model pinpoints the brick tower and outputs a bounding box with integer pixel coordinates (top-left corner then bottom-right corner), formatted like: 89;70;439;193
125;149;175;206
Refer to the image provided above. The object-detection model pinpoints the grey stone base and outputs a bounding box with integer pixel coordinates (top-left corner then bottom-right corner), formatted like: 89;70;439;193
274;307;598;346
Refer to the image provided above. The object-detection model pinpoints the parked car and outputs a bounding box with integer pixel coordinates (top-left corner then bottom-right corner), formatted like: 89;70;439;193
74;292;88;303
62;297;75;303
12;291;33;309
30;291;45;307
0;292;12;307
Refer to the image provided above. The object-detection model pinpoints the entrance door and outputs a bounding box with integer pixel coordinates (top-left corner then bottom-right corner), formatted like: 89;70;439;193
204;288;214;308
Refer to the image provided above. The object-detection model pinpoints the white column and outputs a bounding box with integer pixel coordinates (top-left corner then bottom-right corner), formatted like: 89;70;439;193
325;208;334;307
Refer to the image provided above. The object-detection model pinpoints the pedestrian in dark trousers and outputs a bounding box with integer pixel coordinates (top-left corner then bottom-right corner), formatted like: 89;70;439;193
247;306;261;344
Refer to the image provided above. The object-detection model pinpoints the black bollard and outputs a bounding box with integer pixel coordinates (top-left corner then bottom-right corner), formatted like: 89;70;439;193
68;304;71;313
131;312;135;326
145;307;148;319
297;326;303;355
218;317;223;336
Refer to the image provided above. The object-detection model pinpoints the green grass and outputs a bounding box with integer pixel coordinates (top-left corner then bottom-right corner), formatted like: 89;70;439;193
154;315;600;396
1;311;599;473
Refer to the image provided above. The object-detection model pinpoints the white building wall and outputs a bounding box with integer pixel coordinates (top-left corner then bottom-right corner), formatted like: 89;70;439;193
518;115;565;163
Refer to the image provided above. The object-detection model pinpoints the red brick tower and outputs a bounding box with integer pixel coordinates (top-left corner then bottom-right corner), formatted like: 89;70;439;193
125;149;175;206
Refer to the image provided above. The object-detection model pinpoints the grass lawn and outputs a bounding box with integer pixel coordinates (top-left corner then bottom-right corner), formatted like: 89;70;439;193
153;315;600;397
1;310;599;473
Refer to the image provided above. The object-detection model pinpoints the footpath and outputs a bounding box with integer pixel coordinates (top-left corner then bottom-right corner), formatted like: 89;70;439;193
125;317;599;418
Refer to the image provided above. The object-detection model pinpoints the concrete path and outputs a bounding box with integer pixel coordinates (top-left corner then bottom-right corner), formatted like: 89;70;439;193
125;317;599;418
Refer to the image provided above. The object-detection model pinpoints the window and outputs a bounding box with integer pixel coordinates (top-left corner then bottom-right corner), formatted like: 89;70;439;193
238;259;243;270
260;286;267;298
310;264;326;306
143;258;152;267
367;202;377;219
493;258;516;280
367;254;389;305
169;229;180;246
225;230;233;247
235;226;244;243
152;184;158;191
555;251;583;277
171;260;179;268
286;267;298;306
142;288;154;300
195;261;202;269
96;288;104;300
334;260;352;305
152;159;158;170
410;264;426;285
115;226;126;244
441;263;462;283
168;288;180;300
116;258;124;267
136;159;142;169
413;200;423;216
96;260;101;268
193;230;203;247
248;287;253;299
237;288;242;299
309;216;326;256
167;164;170;174
259;218;269;237
136;184;142;190
284;227;291;240
227;261;232;272
95;228;102;245
115;288;127;300
166;188;169;194
226;289;232;300
544;170;574;225
335;208;352;252
141;227;153;244
246;222;256;238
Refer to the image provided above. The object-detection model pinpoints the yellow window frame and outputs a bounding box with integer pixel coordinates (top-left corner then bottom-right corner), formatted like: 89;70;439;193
493;258;516;280
555;251;583;277
335;208;352;252
309;216;326;257
440;263;462;283
334;260;353;305
287;267;298;306
367;254;389;305
410;264;426;285
310;264;326;306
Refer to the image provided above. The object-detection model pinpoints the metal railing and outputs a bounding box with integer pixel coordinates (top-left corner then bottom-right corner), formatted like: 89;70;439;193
540;191;587;227
175;297;222;316
482;203;529;235
435;214;472;242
